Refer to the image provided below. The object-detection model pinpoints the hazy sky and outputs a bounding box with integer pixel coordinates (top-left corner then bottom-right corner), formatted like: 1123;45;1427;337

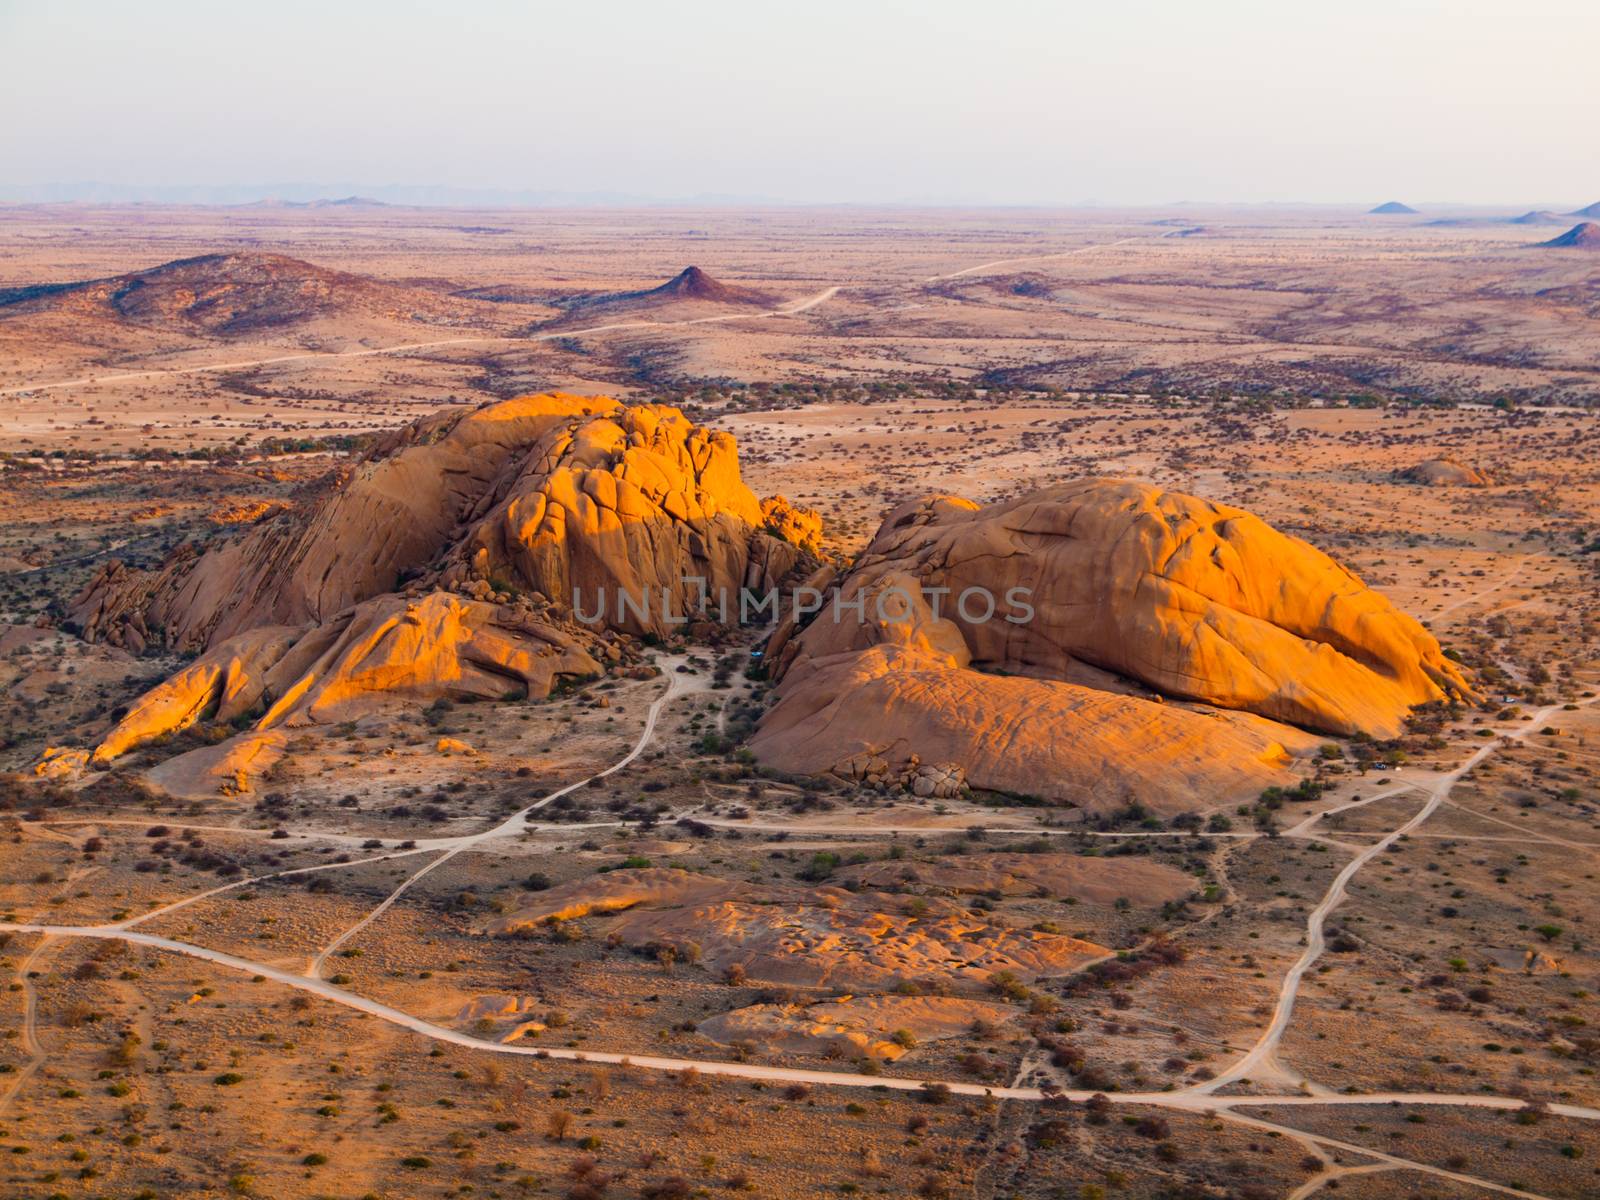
2;0;1596;206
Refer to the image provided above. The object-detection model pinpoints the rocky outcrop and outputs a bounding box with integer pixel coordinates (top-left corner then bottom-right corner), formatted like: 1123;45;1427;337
441;401;785;636
760;495;824;552
49;590;602;795
753;480;1473;814
778;481;1472;736
71;394;817;651
838;752;965;798
1398;457;1496;487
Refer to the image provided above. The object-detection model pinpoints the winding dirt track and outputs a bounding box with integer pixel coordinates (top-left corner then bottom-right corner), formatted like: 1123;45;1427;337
1201;692;1598;1097
306;658;705;975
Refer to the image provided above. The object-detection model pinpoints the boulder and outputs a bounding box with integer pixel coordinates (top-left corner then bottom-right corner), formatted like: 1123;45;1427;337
1397;457;1496;487
907;761;965;799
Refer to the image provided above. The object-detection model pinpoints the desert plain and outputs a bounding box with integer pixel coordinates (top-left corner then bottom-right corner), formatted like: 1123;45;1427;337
0;201;1597;1200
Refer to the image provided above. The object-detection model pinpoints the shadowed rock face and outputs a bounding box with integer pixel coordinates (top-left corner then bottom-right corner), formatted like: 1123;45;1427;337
71;394;808;651
753;480;1474;813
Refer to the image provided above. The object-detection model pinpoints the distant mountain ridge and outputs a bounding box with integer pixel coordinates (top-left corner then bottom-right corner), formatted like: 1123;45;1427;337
0;182;783;207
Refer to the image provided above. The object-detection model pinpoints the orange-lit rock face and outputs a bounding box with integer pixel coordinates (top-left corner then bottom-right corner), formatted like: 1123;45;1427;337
792;480;1473;738
753;590;1309;815
71;394;808;650
754;480;1473;814
50;395;822;797
64;591;599;794
447;402;771;636
759;494;824;552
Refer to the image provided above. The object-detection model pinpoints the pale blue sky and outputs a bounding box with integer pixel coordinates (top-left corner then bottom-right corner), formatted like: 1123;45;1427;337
1;0;1595;206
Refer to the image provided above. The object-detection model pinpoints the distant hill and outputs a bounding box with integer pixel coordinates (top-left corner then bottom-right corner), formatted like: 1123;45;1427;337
0;251;464;336
1540;222;1600;250
248;195;392;210
1369;201;1418;214
1427;210;1567;228
1569;202;1600;219
558;266;776;315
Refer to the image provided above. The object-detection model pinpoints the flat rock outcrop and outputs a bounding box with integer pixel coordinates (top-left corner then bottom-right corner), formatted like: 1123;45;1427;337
486;867;745;934
483;866;1108;990
698;995;1017;1061
611;899;1107;990
754;480;1472;813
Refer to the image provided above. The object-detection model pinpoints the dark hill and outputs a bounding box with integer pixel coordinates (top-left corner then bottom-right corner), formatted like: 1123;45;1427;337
649;266;772;305
558;266;776;315
1540;222;1600;250
1369;201;1419;214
